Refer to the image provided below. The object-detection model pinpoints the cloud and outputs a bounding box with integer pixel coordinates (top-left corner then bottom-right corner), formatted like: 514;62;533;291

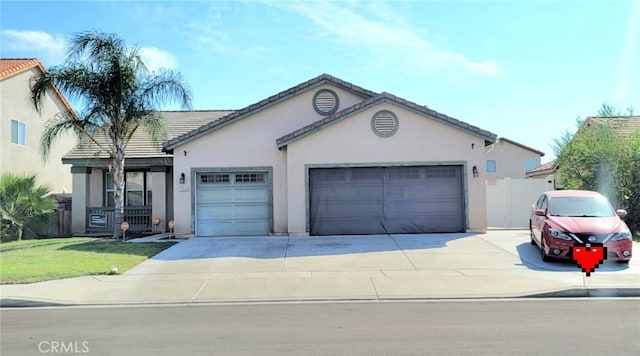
0;29;66;65
139;47;178;71
271;1;502;76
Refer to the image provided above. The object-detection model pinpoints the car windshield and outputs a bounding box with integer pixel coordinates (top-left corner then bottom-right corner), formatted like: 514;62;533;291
549;196;616;217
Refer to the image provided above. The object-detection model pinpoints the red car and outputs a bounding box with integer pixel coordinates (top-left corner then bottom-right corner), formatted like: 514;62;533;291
529;190;632;263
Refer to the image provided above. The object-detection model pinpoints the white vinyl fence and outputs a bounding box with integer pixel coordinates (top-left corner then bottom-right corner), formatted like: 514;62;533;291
486;178;554;229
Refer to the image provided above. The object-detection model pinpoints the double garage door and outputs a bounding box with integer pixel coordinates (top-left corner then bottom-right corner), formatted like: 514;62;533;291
309;166;465;235
195;172;270;237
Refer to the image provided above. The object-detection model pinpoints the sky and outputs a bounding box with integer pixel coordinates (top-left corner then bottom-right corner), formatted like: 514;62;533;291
1;0;639;163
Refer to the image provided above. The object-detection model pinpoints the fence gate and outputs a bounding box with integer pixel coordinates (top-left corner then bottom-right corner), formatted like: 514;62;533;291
486;178;552;229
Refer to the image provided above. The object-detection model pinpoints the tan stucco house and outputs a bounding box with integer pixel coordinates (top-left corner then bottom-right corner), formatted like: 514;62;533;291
485;137;545;179
65;74;500;236
0;58;77;194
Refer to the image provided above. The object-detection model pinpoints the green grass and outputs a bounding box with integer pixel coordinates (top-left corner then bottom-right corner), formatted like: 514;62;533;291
0;238;176;284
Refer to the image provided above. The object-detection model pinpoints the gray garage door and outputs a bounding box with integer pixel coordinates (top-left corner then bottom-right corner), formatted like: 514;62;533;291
195;172;270;236
309;166;464;235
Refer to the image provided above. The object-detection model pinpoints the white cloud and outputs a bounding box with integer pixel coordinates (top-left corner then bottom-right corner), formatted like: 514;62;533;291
0;29;66;65
139;47;178;71
271;1;502;77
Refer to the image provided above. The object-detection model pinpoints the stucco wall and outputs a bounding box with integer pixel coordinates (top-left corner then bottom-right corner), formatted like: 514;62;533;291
485;140;542;179
286;102;489;234
171;84;368;236
0;68;76;193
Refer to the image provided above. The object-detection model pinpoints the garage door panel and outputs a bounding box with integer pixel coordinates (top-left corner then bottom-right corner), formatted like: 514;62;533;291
196;172;270;237
309;166;464;235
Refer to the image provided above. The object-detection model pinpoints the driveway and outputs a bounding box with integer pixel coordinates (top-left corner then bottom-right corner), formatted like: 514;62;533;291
2;230;638;306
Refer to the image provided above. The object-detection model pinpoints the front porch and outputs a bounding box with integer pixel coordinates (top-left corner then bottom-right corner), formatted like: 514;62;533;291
86;206;154;234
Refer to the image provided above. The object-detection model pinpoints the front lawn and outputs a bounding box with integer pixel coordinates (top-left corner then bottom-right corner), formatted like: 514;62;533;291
0;238;176;284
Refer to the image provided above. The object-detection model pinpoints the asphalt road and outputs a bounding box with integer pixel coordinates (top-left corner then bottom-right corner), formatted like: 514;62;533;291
2;299;639;355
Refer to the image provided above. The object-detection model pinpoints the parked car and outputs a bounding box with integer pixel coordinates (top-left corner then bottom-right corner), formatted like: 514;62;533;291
529;190;632;263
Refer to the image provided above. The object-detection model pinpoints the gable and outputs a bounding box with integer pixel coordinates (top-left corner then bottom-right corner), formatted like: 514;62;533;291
163;73;376;152
277;92;497;149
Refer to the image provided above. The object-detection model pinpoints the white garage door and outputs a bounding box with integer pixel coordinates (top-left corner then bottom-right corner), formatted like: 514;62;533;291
309;166;465;235
195;172;270;236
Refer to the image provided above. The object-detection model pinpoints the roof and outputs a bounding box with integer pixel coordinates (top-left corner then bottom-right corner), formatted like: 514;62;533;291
495;137;545;156
276;91;497;149
544;190;607;198
584;116;640;136
163;73;377;151
526;159;557;177
0;58;76;114
62;110;234;164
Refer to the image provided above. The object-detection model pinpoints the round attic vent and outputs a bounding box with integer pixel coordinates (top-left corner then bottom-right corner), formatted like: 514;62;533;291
371;110;398;137
313;89;339;115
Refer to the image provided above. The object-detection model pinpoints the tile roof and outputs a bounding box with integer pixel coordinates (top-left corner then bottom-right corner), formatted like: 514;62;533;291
585;116;640;136
276;91;497;149
495;137;545;156
163;73;377;151
0;58;76;115
0;58;43;79
526;159;557;177
63;111;234;163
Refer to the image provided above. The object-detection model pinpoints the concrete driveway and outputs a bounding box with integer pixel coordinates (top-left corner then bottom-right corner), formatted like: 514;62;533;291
2;230;639;306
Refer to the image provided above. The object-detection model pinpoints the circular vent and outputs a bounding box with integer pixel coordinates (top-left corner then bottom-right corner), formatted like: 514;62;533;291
371;110;398;137
313;89;339;115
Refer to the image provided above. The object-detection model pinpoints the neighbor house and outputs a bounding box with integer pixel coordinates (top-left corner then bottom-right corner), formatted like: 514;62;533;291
525;116;640;184
485;137;545;179
64;74;500;237
0;58;77;194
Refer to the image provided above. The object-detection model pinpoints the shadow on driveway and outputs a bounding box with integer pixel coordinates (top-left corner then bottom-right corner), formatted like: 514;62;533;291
150;233;477;261
515;242;630;273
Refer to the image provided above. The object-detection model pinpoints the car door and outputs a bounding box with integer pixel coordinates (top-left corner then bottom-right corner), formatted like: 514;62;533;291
531;194;548;243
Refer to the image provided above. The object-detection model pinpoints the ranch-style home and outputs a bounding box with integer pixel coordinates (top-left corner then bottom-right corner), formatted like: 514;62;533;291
64;74;499;237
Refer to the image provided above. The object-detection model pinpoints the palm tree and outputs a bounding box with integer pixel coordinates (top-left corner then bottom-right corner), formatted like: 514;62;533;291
30;31;192;238
0;173;57;241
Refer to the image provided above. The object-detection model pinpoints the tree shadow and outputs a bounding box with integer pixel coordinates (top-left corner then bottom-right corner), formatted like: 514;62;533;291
150;233;477;261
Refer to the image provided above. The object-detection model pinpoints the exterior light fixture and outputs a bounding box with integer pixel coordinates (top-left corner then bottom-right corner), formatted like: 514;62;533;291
472;165;479;178
179;173;185;184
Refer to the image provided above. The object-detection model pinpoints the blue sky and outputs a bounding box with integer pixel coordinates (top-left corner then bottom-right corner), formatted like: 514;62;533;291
2;0;639;163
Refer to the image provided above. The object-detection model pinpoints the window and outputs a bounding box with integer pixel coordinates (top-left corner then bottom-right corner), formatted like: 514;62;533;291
524;159;538;172
105;171;152;207
11;120;26;145
486;160;497;173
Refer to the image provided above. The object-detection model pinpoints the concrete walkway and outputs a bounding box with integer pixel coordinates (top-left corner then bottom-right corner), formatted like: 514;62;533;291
1;230;639;306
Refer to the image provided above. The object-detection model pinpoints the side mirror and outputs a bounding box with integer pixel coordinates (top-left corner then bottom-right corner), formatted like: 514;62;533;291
534;209;546;217
616;209;627;218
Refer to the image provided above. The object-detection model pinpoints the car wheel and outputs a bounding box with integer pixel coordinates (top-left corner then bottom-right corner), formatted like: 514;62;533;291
529;223;536;246
541;235;551;262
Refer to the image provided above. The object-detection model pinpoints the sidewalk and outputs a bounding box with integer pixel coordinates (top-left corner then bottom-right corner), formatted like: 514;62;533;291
1;230;639;306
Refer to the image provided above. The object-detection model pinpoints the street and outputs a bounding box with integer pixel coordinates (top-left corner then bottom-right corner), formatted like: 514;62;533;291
2;299;639;355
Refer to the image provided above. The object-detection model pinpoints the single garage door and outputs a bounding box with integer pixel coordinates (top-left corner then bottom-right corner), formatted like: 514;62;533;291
195;172;270;236
309;166;464;235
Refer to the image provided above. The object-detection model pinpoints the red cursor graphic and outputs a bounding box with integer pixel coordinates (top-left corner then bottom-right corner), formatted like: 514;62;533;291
572;243;607;276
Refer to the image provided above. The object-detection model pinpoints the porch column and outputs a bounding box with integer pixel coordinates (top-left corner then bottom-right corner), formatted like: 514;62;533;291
150;166;167;233
71;167;91;235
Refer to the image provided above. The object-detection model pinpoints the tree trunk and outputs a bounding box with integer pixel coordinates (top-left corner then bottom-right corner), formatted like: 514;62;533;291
112;139;126;239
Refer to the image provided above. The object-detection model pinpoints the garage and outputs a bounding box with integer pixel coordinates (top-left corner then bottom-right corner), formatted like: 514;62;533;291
195;171;271;236
309;166;465;235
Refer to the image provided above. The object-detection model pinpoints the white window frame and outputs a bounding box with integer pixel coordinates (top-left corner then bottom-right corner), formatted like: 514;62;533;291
11;119;26;146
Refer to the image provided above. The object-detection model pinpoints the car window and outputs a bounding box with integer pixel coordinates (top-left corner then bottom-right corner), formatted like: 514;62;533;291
534;195;545;209
540;195;548;212
549;196;615;217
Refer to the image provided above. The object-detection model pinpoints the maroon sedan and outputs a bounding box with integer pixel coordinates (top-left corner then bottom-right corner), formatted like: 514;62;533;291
529;190;632;263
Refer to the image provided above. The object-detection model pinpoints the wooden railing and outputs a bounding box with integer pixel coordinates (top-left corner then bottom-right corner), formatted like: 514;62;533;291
86;206;152;234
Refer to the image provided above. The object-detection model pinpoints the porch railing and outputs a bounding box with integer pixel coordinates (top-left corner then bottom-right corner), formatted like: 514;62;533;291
86;206;152;234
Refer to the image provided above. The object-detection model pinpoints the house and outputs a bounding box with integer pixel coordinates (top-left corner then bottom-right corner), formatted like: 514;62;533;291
65;74;499;236
525;116;640;183
485;137;545;179
0;58;77;194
